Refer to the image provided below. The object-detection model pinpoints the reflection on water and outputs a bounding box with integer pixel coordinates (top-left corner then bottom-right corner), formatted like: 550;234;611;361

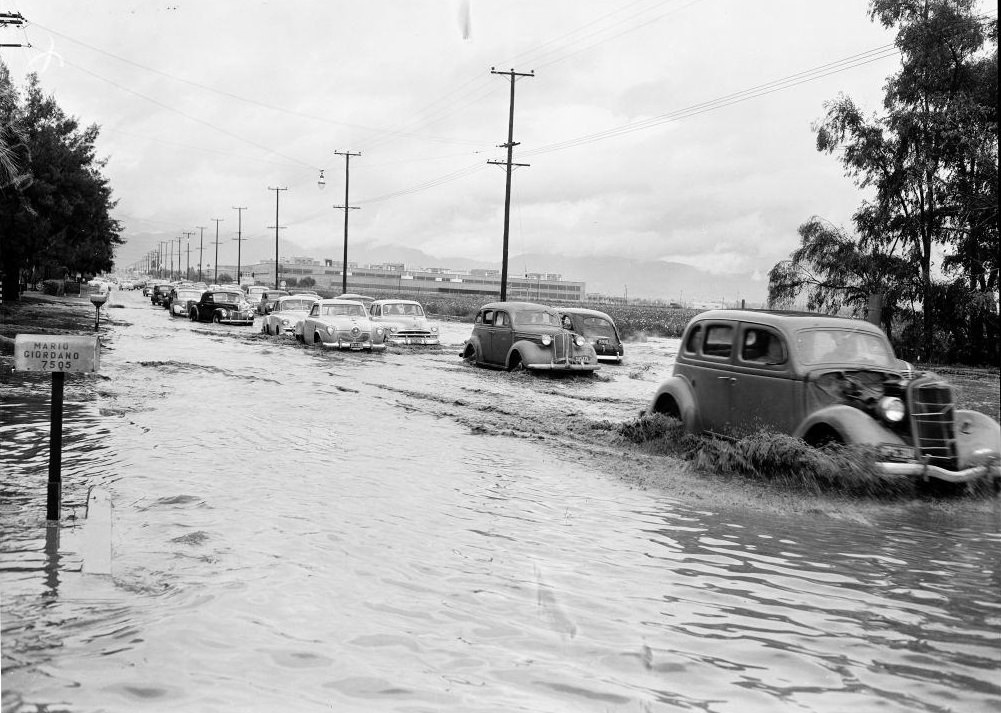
1;292;999;712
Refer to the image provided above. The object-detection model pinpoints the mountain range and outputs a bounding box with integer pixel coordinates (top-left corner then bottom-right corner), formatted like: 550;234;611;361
121;234;768;305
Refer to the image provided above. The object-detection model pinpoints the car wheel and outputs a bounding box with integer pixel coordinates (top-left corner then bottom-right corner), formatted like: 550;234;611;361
213;313;222;324
189;309;198;322
313;332;323;345
804;425;843;448
462;344;478;364
508;352;525;371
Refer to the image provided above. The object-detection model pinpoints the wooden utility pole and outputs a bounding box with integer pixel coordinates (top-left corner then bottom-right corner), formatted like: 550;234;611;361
267;187;288;290
488;67;533;302
195;226;207;282
333;151;360;295
210;218;224;284
233;207;248;285
182;232;195;280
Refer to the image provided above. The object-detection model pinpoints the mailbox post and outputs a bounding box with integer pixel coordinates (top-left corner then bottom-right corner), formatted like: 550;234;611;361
14;334;101;523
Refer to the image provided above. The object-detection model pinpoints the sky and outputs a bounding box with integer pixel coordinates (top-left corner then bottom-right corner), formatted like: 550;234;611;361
2;0;911;283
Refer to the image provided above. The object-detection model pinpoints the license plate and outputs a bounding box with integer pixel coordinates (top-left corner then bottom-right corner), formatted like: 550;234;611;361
349;342;363;350
878;443;916;462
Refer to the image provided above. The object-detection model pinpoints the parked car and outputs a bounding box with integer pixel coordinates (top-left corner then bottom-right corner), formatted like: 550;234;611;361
257;289;290;315
187;289;256;325
151;283;174;306
336;293;375;307
461;301;600;373
167;286;204;317
245;285;268;306
262;295;318;336
645;309;1001;484
559;308;624;363
299;299;387;350
368;299;439;345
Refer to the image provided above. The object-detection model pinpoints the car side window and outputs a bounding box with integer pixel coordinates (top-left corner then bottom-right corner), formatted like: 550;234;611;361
684;325;702;354
741;328;787;364
482;310;494;326
495;311;508;327
309;304;318;316
702;325;733;358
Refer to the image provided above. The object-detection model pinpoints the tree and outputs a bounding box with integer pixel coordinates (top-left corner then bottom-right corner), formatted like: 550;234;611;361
0;64;122;301
775;1;997;362
299;276;316;288
768;217;914;334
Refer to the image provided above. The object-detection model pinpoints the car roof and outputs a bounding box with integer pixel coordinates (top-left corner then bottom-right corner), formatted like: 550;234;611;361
561;308;615;320
316;298;365;305
371;299;422;305
478;301;553;312
692;309;886;334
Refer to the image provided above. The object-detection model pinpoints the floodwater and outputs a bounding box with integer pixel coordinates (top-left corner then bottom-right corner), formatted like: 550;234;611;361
1;290;999;713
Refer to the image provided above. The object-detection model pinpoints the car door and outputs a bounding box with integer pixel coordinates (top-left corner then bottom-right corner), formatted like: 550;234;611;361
490;310;514;365
686;321;737;433
730;323;799;435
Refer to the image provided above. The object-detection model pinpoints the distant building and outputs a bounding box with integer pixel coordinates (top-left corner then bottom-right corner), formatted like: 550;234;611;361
234;257;587;303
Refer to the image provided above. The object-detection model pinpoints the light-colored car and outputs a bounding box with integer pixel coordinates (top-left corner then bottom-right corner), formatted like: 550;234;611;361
368;299;439;345
559;308;624;363
167;286;204;317
299;299;387;351
645;309;1001;484
262;295;318;336
461;301;599;372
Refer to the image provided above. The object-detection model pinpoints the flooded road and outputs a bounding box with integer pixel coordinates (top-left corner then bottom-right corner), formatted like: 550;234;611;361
2;291;1000;713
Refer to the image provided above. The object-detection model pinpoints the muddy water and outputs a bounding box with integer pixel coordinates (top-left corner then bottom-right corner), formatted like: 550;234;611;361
1;291;999;713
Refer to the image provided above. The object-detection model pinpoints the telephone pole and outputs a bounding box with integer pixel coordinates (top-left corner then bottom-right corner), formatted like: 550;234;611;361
195;226;207;282
267;187;288;290
333;151;360;295
0;11;29;48
233;207;248;286
488;67;533;301
210;218;224;283
183;232;195;280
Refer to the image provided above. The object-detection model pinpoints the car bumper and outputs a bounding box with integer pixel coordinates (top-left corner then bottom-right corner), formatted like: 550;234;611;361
386;335;440;346
320;339;387;351
878;461;1001;483
526;362;600;372
219;317;255;325
595;354;623;363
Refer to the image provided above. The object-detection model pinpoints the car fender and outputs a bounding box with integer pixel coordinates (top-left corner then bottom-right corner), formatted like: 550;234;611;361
954;409;1001;467
794;405;905;446
462;335;485;360
507;339;549;368
646;376;699;432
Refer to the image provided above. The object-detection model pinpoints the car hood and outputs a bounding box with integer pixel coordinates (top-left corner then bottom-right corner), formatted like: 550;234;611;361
379;316;430;329
310;315;373;328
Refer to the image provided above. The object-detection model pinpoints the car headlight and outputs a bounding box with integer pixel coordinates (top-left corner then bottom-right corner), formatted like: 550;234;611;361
389;326;397;333
574;335;585;347
281;319;289;327
326;326;335;335
540;334;552;346
376;327;384;335
878;396;906;423
431;326;438;333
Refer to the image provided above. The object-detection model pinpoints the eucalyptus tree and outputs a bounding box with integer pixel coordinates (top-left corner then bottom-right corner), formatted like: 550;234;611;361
771;0;997;362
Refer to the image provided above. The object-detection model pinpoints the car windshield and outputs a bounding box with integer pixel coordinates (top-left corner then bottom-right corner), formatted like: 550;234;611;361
578;315;615;337
213;292;243;304
515;310;561;326
279;299;314;312
321;303;366;317
382;303;424;317
795;328;895;367
177;290;201;300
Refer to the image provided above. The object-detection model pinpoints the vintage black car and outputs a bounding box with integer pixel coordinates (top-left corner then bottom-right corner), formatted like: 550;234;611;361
151;283;173;306
646;309;1001;484
188;289;256;325
461;301;599;372
257;289;290;315
560;308;624;363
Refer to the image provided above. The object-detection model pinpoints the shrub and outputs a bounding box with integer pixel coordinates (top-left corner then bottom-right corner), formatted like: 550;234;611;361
41;279;64;296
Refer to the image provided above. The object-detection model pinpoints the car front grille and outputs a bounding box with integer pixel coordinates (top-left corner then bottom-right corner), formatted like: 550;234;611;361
907;380;958;470
552;332;570;362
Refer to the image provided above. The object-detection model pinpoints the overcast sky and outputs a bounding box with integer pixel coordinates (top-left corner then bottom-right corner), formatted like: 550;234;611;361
3;0;911;278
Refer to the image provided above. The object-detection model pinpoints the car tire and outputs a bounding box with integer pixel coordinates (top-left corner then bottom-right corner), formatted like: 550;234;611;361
804;425;843;448
313;332;323;346
213;313;223;324
462;344;479;364
508;353;525;371
189;309;198;322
